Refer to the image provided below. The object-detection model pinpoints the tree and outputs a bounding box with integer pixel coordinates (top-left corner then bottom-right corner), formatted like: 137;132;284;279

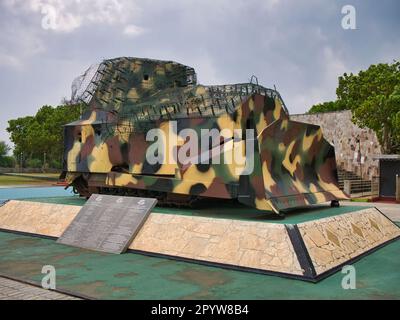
7;116;34;160
308;61;400;154
308;101;346;114
6;104;81;167
0;141;10;158
0;141;14;168
336;62;400;153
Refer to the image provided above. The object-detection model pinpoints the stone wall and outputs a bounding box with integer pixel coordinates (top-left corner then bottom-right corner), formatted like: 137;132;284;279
290;110;382;180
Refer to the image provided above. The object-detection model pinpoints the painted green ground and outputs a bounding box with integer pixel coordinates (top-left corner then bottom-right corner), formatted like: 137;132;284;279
0;173;59;186
22;196;368;224
0;231;399;300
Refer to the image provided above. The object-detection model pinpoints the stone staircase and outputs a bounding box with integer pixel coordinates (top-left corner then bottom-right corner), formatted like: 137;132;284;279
337;168;372;195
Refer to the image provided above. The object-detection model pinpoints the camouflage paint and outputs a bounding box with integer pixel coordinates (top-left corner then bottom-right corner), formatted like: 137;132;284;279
63;57;347;214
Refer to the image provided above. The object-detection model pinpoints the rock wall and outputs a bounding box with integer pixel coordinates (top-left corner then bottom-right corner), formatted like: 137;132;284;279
290;110;381;180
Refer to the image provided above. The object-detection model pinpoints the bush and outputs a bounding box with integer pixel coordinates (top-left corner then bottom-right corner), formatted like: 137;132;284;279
50;160;62;169
26;158;42;168
0;156;15;168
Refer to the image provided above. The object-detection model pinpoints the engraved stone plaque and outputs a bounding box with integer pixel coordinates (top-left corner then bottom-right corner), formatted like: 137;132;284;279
57;194;157;254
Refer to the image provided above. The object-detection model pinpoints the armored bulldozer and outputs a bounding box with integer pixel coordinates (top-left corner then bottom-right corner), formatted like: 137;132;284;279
62;57;347;214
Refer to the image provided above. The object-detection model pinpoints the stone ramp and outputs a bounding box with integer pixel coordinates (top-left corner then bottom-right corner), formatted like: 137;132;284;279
0;200;80;238
297;208;400;277
131;214;304;277
0;200;399;282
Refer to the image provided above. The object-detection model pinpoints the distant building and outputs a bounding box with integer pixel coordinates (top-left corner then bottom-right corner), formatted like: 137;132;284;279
373;155;400;199
290;110;382;180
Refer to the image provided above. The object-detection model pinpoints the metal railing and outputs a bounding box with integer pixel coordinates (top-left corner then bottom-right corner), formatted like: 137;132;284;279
343;177;379;198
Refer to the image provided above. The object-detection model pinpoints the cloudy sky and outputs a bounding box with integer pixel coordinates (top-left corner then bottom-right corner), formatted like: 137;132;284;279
0;0;399;147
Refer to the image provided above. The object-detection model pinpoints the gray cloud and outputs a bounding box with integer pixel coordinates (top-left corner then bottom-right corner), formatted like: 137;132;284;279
0;0;399;147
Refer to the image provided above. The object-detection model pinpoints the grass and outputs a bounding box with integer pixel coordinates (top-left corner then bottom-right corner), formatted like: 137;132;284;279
0;173;60;186
350;197;370;202
4;173;60;178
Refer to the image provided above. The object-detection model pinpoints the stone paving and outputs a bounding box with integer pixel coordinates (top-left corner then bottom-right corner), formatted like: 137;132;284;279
341;201;400;222
0;277;81;300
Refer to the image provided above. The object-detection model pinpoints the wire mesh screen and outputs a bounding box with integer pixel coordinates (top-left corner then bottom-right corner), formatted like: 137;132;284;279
71;63;101;104
70;57;289;139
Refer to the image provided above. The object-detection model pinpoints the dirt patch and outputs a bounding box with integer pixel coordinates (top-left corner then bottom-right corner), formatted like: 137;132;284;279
114;272;139;278
170;266;232;299
72;280;106;297
6;237;41;247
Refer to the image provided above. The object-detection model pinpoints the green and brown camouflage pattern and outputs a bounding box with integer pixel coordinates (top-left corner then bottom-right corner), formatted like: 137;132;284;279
63;57;347;214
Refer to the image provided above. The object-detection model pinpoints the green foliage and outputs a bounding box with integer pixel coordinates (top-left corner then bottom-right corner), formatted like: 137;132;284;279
337;62;400;154
26;158;42;168
0;141;14;167
6;116;34;160
307;101;346;114
50;159;62;169
7;104;81;168
0;141;10;157
308;61;400;154
0;156;15;168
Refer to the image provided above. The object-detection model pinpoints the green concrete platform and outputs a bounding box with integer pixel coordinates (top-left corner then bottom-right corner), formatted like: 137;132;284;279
1;195;397;299
0;229;399;300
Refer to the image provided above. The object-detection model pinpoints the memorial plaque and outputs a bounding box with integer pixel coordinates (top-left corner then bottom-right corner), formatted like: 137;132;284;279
57;194;157;254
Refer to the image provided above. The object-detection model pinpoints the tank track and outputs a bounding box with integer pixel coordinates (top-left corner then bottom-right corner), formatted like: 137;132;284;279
70;176;202;208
